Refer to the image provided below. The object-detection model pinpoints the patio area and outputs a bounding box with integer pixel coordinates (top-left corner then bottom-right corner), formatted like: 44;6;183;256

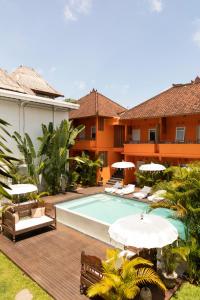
0;188;182;300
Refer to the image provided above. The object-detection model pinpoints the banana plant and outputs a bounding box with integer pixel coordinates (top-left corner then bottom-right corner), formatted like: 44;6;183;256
37;120;85;194
12;131;39;185
0;119;19;197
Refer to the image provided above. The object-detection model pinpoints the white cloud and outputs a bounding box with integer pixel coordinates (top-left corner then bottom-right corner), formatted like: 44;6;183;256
64;0;92;21
193;30;200;48
192;19;200;48
148;0;163;13
50;66;57;73
64;5;77;21
74;80;87;90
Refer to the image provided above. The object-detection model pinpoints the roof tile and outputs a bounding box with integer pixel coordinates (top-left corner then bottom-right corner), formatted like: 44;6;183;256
120;80;200;119
69;89;126;119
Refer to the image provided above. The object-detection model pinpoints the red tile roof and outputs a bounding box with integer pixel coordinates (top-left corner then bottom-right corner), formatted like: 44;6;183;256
120;77;200;119
69;89;126;119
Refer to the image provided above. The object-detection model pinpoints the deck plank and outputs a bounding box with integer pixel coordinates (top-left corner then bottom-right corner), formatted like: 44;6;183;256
0;223;108;300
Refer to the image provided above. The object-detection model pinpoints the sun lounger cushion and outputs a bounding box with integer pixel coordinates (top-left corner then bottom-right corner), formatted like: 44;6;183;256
133;192;148;199
133;186;152;199
115;184;135;195
147;190;166;202
15;215;53;231
105;181;122;193
118;250;136;259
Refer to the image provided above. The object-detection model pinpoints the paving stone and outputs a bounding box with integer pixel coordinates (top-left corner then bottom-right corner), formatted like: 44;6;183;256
15;289;33;300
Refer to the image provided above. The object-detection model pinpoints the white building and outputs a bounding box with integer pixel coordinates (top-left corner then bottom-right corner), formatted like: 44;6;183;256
0;66;78;156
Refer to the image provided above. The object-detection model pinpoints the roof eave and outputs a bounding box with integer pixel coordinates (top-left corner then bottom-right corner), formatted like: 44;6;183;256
0;88;79;110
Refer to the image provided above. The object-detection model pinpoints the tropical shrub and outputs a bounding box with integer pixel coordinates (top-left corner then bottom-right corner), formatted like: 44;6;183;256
0;119;18;197
151;163;200;283
38;120;84;194
13;132;40;185
87;248;166;300
75;152;102;186
161;244;188;275
135;164;172;187
12;120;85;194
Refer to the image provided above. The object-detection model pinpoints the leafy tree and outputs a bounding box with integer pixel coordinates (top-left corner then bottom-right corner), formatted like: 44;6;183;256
0;119;18;197
76;152;102;186
12;132;39;185
150;164;200;283
87;249;166;300
12;120;85;194
37;120;85;194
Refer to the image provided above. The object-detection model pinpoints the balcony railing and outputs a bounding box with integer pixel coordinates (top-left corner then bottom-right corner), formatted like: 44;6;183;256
73;138;96;149
124;140;200;158
125;139;200;144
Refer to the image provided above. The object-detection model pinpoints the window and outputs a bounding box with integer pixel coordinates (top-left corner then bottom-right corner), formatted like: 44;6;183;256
98;117;104;131
91;126;96;140
197;125;200;143
132;129;140;143
176;127;185;142
78;128;85;140
99;151;108;167
148;129;157;142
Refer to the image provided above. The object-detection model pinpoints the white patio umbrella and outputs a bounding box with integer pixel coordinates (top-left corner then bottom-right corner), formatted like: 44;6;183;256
139;162;166;172
108;213;178;249
112;161;135;169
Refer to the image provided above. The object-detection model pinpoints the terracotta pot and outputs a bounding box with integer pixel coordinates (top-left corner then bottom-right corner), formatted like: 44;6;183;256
162;271;177;289
140;286;152;300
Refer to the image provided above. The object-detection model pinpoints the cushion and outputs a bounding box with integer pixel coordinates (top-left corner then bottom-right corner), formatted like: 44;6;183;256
40;207;45;216
13;212;19;223
15;215;53;232
31;207;42;218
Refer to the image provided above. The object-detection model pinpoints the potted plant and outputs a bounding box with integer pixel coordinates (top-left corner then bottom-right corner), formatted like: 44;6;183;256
161;244;188;289
87;249;166;300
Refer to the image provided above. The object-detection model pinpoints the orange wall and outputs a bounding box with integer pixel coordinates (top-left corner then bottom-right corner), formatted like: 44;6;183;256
121;114;200;143
97;117;116;148
162;115;200;142
73;117;96;139
99;151;123;184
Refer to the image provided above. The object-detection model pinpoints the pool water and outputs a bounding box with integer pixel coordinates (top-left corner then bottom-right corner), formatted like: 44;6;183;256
56;193;186;240
57;193;148;224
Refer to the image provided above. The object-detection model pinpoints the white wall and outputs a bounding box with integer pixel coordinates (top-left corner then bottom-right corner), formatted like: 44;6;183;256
0;97;69;158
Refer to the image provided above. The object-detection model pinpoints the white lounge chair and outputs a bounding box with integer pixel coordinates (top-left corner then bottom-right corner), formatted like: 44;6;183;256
115;184;135;195
105;181;122;193
133;186;152;199
147;190;166;202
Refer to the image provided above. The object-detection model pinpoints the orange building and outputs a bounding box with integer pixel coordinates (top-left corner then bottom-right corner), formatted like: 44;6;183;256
69;89;126;184
70;78;200;185
120;77;200;183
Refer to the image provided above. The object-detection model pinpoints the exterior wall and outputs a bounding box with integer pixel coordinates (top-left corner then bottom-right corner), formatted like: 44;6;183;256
121;114;200;184
122;114;200;144
73;117;96;140
99;151;123;184
0;97;69;157
97;118;115;148
71;115;125;184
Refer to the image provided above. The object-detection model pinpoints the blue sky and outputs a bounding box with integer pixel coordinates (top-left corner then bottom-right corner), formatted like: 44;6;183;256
1;0;200;108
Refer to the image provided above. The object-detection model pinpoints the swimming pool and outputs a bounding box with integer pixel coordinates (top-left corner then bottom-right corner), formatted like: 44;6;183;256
56;193;185;245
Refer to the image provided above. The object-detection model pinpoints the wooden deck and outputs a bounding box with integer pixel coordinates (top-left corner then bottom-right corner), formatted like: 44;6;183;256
0;223;108;300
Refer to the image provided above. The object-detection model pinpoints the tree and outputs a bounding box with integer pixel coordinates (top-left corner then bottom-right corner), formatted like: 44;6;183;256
76;152;102;186
37;120;85;194
0;119;18;197
87;249;166;300
12;120;85;194
13;131;39;185
150;164;200;283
